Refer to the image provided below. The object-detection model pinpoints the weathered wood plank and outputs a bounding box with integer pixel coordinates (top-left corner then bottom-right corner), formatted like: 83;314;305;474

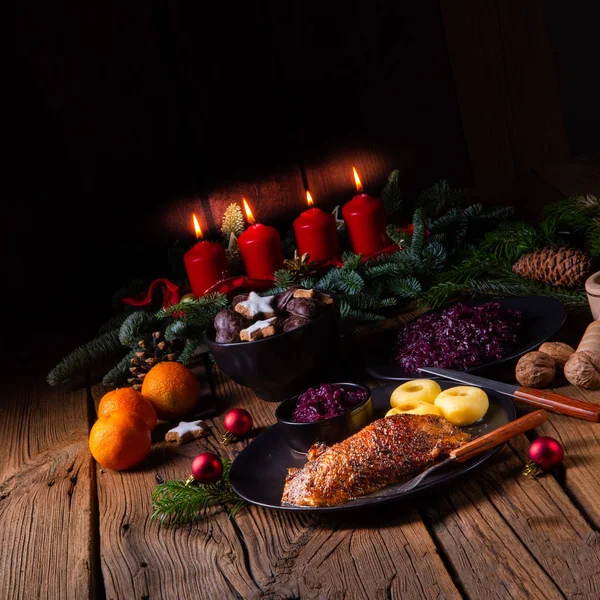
441;0;568;184
0;374;94;600
495;0;569;173
440;0;516;184
424;451;564;600
534;153;600;198
92;363;264;600
534;387;600;530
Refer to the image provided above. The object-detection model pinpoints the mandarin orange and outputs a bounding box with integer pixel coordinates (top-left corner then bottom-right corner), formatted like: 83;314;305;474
141;361;200;420
89;412;151;470
97;387;157;431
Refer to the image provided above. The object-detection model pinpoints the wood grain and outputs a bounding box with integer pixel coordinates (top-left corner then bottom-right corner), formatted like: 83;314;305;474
0;374;95;600
534;153;600;198
441;0;568;185
441;0;516;184
534;385;600;529
208;368;462;600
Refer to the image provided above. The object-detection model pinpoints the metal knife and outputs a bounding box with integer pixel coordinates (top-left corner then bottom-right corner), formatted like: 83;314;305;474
371;409;548;498
419;367;600;422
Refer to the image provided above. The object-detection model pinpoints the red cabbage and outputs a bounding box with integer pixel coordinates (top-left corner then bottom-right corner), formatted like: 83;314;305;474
394;302;523;374
292;384;368;423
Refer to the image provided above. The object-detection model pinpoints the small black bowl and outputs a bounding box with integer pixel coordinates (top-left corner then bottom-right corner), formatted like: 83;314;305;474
274;383;373;453
204;291;338;402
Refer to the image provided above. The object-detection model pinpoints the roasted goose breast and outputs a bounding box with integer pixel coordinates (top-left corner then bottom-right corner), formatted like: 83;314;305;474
281;414;471;507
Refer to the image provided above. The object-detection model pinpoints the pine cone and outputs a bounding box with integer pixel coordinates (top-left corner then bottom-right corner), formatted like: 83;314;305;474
512;247;591;288
128;331;180;390
283;250;320;282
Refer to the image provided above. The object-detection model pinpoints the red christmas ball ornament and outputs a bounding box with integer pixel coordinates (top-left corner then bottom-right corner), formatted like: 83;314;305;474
523;436;564;477
191;452;223;484
221;408;253;445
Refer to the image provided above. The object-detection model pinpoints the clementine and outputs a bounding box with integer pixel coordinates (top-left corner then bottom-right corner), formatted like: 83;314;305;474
89;412;151;470
141;361;201;420
98;387;157;431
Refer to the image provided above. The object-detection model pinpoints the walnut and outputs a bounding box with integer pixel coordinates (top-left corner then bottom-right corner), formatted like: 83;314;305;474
564;350;600;389
515;351;556;388
538;342;575;370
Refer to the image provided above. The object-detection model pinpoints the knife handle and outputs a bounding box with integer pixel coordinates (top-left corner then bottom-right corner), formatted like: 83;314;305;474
515;387;600;422
450;410;548;463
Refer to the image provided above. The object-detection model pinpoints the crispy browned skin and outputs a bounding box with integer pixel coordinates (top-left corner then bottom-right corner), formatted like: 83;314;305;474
281;414;471;507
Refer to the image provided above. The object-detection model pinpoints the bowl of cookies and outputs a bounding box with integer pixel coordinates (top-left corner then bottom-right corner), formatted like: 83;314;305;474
204;286;338;402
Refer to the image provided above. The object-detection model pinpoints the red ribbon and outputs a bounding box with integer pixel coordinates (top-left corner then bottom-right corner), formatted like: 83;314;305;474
122;278;181;308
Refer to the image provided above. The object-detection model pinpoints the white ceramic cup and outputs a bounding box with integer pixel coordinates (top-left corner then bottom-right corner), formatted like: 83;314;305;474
585;271;600;320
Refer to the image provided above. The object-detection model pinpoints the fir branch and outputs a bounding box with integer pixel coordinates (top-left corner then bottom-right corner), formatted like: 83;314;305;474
151;460;246;525
341;251;363;271
47;329;125;386
387;277;422;298
164;319;188;341
339;300;386;322
380;169;403;216
157;293;228;319
417;180;466;218
409;208;426;258
119;311;156;347
344;294;397;310
273;269;296;290
98;312;132;335
479;222;548;263
102;350;137;387
386;224;410;247
179;337;202;364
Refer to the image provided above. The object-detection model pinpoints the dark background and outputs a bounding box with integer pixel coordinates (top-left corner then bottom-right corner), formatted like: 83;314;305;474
8;1;600;360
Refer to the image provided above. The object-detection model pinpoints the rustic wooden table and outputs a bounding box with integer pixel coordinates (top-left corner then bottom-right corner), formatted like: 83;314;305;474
2;157;600;599
2;313;600;600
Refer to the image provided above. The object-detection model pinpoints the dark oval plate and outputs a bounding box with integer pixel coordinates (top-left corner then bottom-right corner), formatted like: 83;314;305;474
230;380;516;512
364;296;566;382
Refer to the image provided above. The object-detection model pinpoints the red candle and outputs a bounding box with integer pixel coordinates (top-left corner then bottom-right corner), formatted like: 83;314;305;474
184;214;230;295
342;167;390;255
293;191;340;263
238;198;284;279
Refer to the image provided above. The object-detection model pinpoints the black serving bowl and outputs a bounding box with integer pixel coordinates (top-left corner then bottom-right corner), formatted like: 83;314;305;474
274;383;373;453
204;292;338;402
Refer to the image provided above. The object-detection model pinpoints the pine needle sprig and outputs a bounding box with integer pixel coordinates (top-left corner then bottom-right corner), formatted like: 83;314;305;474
179;336;204;365
380;169;403;215
47;329;126;386
119;311;156;346
98;311;132;335
151;460;246;525
102;350;137;387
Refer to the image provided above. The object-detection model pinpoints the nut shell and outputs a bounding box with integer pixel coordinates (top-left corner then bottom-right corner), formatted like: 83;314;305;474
564;350;600;389
538;342;575;370
515;351;556;388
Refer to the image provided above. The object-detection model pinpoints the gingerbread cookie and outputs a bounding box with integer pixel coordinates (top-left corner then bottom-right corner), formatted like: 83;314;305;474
240;317;279;341
234;291;276;319
165;420;209;445
214;309;250;344
286;298;322;319
293;288;334;305
281;315;310;332
276;285;299;313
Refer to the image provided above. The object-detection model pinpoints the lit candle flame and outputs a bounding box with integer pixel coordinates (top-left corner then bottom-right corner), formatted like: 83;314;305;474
306;190;314;207
192;213;203;240
242;197;256;225
352;166;364;193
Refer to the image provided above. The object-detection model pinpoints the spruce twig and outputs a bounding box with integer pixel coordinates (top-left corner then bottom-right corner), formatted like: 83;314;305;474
47;329;126;386
151;460;246;525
